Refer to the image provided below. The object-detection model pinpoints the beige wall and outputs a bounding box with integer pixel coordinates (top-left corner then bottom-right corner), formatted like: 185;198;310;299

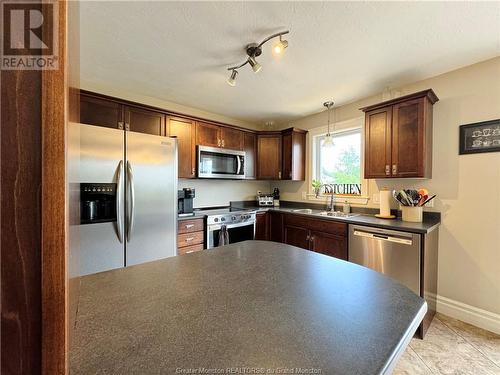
179;179;271;208
275;57;500;320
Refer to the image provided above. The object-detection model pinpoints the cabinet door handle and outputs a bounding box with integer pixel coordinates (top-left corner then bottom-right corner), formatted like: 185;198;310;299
278;171;282;179
306;234;310;241
392;164;397;175
186;250;195;254
185;224;194;229
192;167;196;176
185;237;194;242
385;165;390;176
222;139;225;147
118;121;124;130
310;235;315;242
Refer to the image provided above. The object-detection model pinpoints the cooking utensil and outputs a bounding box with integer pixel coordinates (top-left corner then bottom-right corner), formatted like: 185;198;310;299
422;195;436;206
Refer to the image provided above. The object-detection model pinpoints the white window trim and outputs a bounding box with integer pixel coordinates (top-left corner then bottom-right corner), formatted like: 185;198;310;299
306;116;370;205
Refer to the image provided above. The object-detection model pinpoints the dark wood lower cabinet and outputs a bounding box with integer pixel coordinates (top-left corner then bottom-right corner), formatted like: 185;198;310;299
269;211;284;243
272;213;348;261
255;212;269;240
284;225;311;250
310;231;347;260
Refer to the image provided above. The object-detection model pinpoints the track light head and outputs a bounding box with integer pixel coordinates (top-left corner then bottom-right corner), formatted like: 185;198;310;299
248;56;262;73
227;69;238;86
273;37;289;55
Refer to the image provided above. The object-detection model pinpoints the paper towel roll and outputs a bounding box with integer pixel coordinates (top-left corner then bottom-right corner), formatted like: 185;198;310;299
379;190;392;217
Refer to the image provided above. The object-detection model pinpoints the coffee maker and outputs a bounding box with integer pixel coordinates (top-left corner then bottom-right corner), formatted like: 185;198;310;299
178;188;195;217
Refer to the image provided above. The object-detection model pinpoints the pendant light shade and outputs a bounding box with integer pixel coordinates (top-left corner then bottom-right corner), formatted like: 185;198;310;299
323;101;335;148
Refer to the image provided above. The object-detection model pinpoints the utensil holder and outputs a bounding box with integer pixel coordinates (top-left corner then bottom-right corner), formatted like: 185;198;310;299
401;206;423;223
401;206;423;222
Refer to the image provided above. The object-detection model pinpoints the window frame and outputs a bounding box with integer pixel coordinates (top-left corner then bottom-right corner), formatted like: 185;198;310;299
314;128;362;191
307;116;370;205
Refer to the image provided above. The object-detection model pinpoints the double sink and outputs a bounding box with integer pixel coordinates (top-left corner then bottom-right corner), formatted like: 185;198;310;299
291;208;360;218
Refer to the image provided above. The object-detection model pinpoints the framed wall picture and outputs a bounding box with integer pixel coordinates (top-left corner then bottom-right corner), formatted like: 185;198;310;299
459;119;500;155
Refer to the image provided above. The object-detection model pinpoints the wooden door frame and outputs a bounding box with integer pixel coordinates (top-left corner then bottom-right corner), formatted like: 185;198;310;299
41;1;69;373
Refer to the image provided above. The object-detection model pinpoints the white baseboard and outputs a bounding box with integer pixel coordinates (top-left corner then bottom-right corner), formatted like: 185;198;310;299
434;294;500;335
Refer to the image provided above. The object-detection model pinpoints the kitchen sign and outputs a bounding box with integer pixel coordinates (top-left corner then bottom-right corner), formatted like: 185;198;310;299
329;184;362;195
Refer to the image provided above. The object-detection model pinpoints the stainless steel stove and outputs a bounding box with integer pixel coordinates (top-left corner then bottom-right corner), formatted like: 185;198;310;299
204;208;256;249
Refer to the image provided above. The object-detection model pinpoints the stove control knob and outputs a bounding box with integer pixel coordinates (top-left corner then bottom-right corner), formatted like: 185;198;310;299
214;218;219;222
221;217;225;222
232;216;236;221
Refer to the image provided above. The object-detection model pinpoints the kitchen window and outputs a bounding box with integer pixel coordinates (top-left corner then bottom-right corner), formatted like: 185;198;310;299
315;129;362;194
310;120;368;204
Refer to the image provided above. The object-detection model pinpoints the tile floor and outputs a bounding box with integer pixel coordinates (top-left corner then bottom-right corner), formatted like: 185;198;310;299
395;313;500;374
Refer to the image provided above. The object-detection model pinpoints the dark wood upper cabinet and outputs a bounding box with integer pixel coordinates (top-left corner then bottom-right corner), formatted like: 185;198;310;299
80;94;123;129
124;106;165;136
257;133;282;180
282;128;306;181
168;117;196;178
392;98;426;178
361;89;438;179
196;121;220;148
364;106;392;178
221;127;244;150
243;132;257;179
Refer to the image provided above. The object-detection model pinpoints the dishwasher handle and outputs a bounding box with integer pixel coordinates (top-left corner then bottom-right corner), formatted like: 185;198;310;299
353;230;413;245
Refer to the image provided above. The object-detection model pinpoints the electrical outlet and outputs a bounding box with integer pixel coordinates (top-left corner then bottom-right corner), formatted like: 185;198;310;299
425;198;434;208
372;193;380;204
257;190;262;196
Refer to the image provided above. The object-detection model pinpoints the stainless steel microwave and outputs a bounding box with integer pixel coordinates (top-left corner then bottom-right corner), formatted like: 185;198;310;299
197;146;245;179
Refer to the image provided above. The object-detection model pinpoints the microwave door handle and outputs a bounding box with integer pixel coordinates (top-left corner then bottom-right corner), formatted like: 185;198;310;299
116;160;124;243
126;161;135;242
236;155;242;175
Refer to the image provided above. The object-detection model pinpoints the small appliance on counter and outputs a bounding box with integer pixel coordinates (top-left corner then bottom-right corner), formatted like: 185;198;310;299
178;188;195;217
272;187;280;207
257;193;274;207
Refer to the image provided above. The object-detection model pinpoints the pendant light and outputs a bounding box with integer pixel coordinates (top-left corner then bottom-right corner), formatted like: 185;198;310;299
323;101;335;148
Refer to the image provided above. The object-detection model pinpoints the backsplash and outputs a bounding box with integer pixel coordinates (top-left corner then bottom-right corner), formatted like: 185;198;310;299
178;179;271;208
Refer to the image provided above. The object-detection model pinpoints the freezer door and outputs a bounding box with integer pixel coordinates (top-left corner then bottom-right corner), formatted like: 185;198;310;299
125;132;177;266
79;124;125;275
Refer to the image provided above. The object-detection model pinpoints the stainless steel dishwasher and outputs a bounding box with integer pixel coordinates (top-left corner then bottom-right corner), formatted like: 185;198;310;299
349;225;421;295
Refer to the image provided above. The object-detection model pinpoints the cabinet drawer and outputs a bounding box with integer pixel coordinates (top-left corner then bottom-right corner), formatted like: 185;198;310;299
178;218;204;234
284;213;347;236
178;231;204;247
178;243;204;255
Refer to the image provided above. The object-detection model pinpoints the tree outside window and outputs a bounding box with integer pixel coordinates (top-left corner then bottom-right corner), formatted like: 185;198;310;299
316;129;361;194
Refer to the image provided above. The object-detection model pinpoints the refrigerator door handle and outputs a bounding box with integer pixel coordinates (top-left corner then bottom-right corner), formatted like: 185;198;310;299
126;160;136;242
116;160;124;243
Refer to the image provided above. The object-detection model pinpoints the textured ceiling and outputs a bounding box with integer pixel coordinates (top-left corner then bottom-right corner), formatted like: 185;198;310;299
80;1;500;125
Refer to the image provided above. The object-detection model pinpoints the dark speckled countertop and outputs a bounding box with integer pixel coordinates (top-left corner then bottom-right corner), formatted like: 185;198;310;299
71;241;426;374
231;201;441;234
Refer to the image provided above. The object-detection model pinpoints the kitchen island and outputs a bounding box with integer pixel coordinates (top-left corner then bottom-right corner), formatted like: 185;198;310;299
71;241;426;374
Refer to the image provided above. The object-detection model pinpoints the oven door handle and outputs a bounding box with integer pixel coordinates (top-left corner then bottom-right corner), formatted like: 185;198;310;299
208;221;255;231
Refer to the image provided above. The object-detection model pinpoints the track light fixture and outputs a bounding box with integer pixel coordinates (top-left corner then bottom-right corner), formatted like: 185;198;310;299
226;30;289;86
227;69;238;86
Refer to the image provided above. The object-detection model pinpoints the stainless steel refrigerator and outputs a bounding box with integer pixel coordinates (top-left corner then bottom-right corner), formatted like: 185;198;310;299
78;124;177;276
